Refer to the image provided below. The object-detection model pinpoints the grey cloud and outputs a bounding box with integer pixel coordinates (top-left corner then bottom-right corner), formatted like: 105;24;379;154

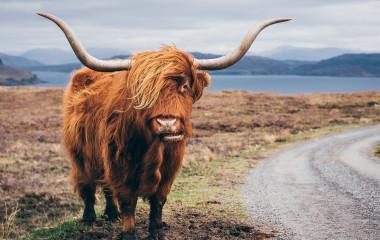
0;0;379;54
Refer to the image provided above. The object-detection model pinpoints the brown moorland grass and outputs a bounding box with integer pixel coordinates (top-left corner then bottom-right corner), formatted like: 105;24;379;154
0;87;380;239
375;143;380;159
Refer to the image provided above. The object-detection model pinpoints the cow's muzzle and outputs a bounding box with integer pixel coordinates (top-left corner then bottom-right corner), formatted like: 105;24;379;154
152;116;184;142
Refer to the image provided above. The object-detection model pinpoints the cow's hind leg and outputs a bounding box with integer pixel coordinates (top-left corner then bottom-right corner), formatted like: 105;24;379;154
79;183;97;224
103;186;120;221
70;154;97;224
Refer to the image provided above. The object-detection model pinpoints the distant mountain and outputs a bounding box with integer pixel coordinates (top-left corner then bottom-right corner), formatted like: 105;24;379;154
0;53;43;68
29;62;82;72
0;58;41;86
25;50;130;72
22;48;130;65
195;52;380;77
87;48;130;59
260;46;353;61
13;49;380;78
22;48;77;65
212;55;290;75
293;54;380;77
282;60;316;68
28;53;380;77
110;54;131;60
113;52;291;75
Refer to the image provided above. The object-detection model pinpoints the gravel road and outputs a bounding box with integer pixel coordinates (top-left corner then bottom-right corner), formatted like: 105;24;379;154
244;125;380;240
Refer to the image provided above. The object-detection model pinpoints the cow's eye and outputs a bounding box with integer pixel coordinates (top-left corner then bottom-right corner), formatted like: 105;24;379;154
170;75;184;82
180;83;190;93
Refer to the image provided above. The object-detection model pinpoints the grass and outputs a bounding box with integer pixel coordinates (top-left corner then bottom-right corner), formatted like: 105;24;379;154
0;88;380;239
22;123;373;239
26;221;89;240
0;203;19;240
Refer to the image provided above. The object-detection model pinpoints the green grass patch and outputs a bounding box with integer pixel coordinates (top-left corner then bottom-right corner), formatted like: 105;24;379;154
25;221;89;240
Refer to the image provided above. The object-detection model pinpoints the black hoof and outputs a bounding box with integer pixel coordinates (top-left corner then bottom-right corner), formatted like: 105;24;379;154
118;231;137;240
103;207;120;222
148;229;166;240
80;217;96;225
81;207;96;225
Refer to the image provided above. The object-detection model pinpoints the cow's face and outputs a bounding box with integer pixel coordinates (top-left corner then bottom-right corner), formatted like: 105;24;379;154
147;70;210;143
131;47;210;144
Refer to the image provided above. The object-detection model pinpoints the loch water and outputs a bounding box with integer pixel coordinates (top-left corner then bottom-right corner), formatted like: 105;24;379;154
33;71;380;94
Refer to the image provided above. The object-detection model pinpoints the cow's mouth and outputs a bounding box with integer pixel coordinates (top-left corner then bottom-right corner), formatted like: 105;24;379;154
160;132;184;142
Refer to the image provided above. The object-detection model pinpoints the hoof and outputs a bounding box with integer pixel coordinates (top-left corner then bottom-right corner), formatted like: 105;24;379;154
103;207;120;222
148;229;166;240
81;208;96;225
80;217;96;225
118;231;137;240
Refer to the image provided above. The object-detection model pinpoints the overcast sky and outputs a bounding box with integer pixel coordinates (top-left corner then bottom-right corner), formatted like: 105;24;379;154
1;0;380;55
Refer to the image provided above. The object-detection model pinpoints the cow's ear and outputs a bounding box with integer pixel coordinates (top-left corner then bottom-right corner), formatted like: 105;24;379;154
192;71;211;102
196;71;211;88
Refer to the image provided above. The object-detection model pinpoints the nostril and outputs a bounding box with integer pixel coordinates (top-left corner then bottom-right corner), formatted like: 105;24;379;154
156;118;176;128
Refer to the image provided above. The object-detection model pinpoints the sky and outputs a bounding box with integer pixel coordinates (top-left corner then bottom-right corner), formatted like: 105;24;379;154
1;0;380;55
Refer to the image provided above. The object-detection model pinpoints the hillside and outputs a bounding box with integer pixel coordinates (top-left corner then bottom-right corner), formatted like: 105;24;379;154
195;52;380;76
29;62;82;72
22;48;78;65
22;48;130;65
25;52;380;77
0;58;41;86
293;54;380;77
0;53;43;68
260;46;352;61
4;50;380;77
0;52;297;75
112;52;291;75
193;52;291;75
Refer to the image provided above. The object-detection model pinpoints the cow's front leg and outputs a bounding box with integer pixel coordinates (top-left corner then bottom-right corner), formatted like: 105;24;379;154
118;192;138;240
148;193;167;240
148;143;184;240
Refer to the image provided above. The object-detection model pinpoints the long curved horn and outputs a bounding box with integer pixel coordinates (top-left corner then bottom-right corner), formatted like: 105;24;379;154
195;18;291;70
37;12;132;72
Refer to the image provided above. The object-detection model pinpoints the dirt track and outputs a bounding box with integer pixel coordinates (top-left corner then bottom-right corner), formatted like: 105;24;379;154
244;125;380;240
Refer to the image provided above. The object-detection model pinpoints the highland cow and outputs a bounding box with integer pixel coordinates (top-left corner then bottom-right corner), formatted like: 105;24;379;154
38;12;290;240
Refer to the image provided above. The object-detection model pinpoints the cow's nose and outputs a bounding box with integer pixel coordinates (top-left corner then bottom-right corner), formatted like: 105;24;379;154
156;118;176;128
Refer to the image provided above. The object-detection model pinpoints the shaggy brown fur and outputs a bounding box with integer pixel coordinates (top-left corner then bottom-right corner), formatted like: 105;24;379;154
62;46;210;238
